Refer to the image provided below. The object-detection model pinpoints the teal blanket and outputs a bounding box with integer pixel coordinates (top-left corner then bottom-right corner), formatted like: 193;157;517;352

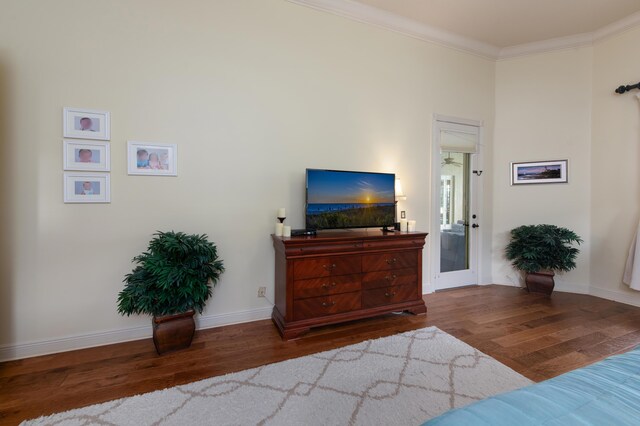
424;346;640;425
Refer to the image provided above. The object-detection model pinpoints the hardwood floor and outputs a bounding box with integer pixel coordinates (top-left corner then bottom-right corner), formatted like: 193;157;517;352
2;285;640;425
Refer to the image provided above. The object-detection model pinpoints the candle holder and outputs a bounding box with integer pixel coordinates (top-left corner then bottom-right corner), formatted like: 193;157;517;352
277;217;286;223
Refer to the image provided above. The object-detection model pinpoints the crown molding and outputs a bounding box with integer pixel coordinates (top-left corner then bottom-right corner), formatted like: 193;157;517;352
593;10;640;42
287;0;640;61
499;11;640;59
498;32;594;59
287;0;500;59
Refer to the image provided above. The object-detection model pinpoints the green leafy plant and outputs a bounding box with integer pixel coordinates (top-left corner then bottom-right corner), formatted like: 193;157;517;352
117;231;224;317
505;224;582;273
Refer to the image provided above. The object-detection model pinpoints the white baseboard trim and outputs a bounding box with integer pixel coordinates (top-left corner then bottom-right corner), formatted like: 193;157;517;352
4;284;637;362
422;282;435;294
552;284;590;295
0;306;273;362
195;306;273;329
589;286;640;308
492;281;640;307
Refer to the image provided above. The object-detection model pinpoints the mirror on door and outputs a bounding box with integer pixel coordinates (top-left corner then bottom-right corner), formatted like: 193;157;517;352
440;151;470;273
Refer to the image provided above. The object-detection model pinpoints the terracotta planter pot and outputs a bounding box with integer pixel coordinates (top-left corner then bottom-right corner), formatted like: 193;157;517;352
152;310;195;355
525;271;555;296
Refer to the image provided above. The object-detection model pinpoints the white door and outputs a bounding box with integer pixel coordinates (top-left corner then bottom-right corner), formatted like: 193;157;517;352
432;117;482;290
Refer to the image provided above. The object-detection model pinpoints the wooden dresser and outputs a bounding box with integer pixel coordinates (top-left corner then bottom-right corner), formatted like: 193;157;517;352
271;230;428;340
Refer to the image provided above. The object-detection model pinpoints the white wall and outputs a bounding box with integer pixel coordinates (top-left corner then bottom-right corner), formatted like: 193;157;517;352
0;0;495;359
590;27;640;306
492;48;593;293
493;27;640;306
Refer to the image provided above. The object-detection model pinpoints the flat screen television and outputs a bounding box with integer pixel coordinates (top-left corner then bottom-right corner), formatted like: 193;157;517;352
305;169;396;230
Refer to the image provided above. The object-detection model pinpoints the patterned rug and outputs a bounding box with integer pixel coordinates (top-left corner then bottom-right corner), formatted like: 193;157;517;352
24;327;532;426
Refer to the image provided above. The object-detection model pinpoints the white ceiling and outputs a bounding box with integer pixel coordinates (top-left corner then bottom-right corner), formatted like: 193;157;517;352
356;0;640;48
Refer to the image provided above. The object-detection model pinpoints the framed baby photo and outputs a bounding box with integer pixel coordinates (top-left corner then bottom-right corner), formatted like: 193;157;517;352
64;172;111;203
63;107;111;140
127;141;177;176
63;140;110;171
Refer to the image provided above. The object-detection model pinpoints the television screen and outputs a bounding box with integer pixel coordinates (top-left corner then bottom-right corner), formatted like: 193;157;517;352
306;169;396;230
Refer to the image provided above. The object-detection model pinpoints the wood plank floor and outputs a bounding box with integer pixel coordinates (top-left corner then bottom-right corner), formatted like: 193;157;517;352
2;285;640;425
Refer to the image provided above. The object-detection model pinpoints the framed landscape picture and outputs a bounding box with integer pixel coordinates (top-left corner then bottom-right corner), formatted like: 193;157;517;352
511;160;568;185
63;107;111;140
63;140;110;171
64;172;111;203
127;141;177;176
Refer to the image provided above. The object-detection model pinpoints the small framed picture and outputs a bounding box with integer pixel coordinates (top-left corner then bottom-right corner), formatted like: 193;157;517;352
127;141;177;176
63;107;111;140
63;140;110;171
511;160;568;185
64;172;111;203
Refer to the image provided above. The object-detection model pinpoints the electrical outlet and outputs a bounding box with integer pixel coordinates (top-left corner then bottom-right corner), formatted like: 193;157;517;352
400;211;406;219
258;286;266;297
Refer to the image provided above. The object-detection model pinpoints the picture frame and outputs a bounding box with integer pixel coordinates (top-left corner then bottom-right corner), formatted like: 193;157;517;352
511;160;568;185
63;107;111;140
63;140;110;171
127;141;177;176
64;172;111;203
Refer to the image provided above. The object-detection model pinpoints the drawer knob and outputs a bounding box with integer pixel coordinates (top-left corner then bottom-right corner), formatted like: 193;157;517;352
386;258;397;265
321;282;337;289
322;301;336;307
384;292;396;297
385;274;397;281
323;263;337;270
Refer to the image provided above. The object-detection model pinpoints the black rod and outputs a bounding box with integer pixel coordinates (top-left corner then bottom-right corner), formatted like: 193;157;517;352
615;82;640;94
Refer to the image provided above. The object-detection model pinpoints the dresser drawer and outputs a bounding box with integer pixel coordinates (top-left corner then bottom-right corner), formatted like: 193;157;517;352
362;251;417;272
284;242;363;256
362;284;418;308
293;291;361;321
362;268;417;290
293;256;361;280
294;274;361;300
363;238;425;250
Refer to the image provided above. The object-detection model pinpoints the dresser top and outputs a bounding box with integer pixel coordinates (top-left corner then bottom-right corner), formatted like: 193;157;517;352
272;230;428;246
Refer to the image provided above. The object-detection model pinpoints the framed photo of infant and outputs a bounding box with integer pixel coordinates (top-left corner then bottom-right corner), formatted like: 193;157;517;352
63;107;111;140
63;140;110;171
63;172;111;203
127;141;177;176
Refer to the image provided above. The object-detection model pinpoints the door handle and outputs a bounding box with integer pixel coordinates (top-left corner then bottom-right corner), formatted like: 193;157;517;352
472;224;479;228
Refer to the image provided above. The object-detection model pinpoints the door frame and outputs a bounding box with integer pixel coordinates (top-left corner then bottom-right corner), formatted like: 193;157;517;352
431;114;484;291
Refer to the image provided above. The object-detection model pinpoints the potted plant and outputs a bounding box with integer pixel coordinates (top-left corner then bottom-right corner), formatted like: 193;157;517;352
117;231;224;354
505;224;582;296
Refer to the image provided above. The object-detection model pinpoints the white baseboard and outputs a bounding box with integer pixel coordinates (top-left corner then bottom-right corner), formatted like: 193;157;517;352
589;285;640;307
552;283;590;295
4;284;638;362
492;281;640;307
0;306;273;362
195;306;273;329
422;282;435;294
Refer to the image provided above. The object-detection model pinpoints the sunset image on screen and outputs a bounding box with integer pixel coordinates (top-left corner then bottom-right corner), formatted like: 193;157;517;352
306;170;395;229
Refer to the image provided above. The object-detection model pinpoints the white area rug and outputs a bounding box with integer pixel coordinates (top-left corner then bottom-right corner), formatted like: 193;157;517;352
24;326;532;426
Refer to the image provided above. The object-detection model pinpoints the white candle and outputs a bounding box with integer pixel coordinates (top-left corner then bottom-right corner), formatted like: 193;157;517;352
400;219;408;232
277;208;286;218
408;220;416;232
283;225;291;237
275;223;284;236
